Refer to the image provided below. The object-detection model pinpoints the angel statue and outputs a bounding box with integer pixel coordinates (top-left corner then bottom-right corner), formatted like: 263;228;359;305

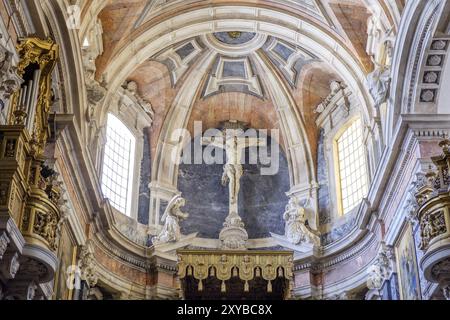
153;195;189;245
283;198;317;245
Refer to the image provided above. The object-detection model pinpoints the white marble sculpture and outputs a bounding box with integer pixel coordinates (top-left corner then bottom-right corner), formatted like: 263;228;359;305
202;122;266;250
153;195;189;245
283;198;316;245
367;62;391;108
366;244;393;290
0;40;22;116
221;137;244;205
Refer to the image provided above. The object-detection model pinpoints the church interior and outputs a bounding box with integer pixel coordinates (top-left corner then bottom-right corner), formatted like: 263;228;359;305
0;0;450;301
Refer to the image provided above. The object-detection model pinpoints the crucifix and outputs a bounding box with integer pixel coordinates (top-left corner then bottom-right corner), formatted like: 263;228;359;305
202;121;266;249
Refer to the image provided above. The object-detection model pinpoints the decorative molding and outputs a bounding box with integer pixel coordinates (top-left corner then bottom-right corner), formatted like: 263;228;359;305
405;1;442;112
154;39;203;86
203;55;263;99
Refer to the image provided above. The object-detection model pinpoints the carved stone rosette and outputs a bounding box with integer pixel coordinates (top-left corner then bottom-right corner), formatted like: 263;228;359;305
416;137;450;298
177;250;294;298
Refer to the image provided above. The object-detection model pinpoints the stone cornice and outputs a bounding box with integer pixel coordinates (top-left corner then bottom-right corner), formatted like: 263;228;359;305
294;230;378;272
94;258;147;299
94;231;148;270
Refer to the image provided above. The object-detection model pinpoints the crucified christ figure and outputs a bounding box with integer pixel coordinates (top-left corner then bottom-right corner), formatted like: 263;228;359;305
221;136;244;204
202;125;266;218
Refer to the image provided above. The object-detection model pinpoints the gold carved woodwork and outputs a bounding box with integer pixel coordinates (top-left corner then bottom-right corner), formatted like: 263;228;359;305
419;210;447;250
5;139;16;157
416;136;450;252
33;210;59;251
177;250;294;296
0;182;8;205
9;37;59;158
22;164;63;251
0;37;61;254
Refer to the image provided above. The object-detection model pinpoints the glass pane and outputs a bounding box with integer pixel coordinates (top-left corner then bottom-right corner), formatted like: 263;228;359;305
337;119;369;214
101;113;136;215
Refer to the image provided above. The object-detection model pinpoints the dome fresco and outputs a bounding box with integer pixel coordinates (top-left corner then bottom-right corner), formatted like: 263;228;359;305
213;31;257;45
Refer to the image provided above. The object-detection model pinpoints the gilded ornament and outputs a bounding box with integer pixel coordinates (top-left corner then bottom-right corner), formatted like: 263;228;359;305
227;31;242;39
5;139;16;157
177;250;293;295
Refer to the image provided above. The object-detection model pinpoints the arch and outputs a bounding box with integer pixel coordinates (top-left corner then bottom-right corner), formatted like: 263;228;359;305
79;0;109;42
92;5;378;229
294;60;343;166
388;0;445;142
36;0;89;137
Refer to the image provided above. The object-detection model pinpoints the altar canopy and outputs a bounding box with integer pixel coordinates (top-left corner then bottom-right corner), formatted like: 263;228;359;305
177;250;294;300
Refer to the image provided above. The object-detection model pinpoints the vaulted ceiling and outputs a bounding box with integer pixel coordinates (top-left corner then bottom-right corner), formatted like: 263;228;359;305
82;0;396;165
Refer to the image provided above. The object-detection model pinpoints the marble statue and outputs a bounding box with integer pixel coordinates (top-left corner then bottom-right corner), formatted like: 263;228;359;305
366;264;384;290
221;137;244;204
366;244;393;290
0;40;22;116
367;61;391;108
366;13;382;58
153;195;189;245
314;80;348;114
78;241;98;288
202;121;266;250
283;198;317;245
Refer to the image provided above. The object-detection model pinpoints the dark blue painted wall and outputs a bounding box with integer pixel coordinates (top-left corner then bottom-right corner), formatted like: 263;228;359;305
137;128;151;225
177;134;289;239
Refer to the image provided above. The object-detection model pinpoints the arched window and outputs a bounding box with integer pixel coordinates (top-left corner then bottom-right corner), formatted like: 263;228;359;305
101;113;136;215
334;118;368;215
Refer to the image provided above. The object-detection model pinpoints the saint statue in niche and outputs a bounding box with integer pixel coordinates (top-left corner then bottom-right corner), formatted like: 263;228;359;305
366;56;391;109
153;195;189;245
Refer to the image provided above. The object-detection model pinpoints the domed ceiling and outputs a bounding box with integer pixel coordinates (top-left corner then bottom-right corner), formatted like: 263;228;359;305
93;0;375;164
85;0;387;249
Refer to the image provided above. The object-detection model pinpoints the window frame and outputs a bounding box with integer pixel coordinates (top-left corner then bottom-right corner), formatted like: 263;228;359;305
333;117;369;216
97;86;153;221
101;113;137;216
